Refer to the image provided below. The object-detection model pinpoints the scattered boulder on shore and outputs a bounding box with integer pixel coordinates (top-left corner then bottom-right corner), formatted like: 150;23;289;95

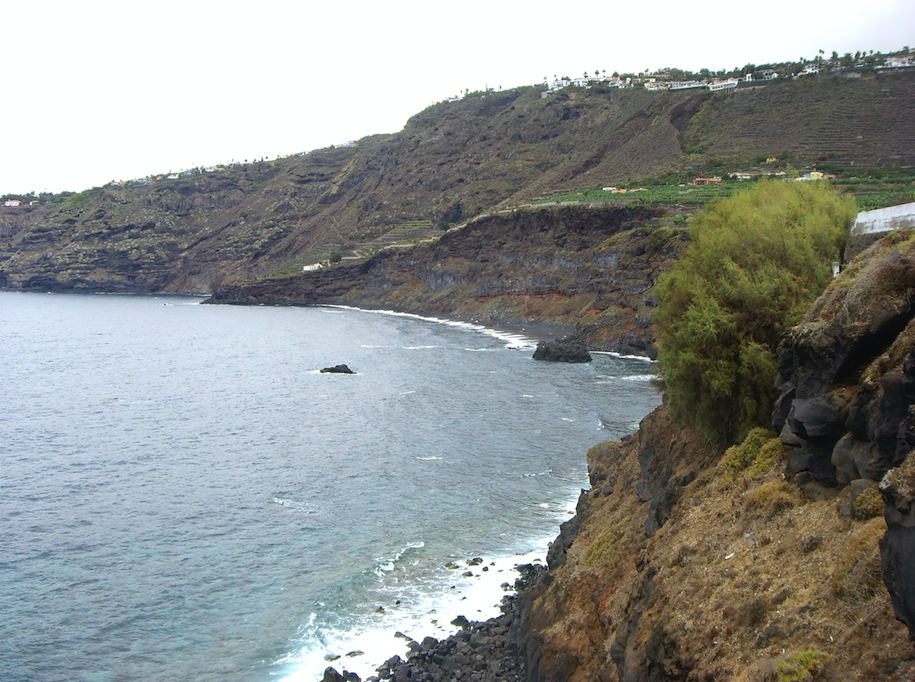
321;364;355;374
322;668;358;682
532;338;592;363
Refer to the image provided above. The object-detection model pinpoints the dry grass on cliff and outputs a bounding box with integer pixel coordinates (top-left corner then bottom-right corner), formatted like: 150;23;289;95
656;435;912;681
529;421;915;682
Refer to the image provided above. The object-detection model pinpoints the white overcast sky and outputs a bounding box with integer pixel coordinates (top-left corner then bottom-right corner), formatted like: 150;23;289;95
2;0;913;194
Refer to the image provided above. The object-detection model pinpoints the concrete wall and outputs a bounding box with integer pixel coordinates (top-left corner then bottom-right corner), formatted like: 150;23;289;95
845;201;915;260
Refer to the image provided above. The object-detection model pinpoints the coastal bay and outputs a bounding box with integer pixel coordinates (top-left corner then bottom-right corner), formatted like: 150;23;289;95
0;292;660;682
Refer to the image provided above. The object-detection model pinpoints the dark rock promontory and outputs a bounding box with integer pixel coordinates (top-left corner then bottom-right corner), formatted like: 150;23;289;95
773;237;915;495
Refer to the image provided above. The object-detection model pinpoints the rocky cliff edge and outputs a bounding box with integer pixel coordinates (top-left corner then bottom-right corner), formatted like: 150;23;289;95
514;232;915;681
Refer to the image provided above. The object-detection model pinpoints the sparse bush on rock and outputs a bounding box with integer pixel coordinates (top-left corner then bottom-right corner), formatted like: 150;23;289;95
719;427;775;484
749;438;788;478
830;517;886;604
852;485;884;520
774;649;831;681
715;428;788;492
744;480;799;519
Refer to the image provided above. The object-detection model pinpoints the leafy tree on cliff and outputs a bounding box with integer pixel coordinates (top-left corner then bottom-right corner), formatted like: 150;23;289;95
654;181;856;444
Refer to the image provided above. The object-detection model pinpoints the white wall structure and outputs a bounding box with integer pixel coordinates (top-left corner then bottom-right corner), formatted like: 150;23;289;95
851;202;915;237
845;201;915;260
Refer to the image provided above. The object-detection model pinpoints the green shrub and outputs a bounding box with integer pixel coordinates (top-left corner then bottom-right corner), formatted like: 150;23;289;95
717;428;784;489
748;439;788;477
654;180;855;443
775;649;831;681
721;427;773;475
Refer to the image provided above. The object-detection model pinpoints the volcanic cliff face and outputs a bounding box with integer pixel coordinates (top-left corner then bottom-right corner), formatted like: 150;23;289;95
513;236;915;681
209;205;686;356
773;236;915;491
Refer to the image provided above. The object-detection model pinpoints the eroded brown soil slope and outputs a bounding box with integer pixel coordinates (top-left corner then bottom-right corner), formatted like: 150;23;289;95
516;405;913;682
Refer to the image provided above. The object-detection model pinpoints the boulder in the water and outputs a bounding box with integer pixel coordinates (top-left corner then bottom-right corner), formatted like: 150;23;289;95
320;364;355;374
532;339;592;363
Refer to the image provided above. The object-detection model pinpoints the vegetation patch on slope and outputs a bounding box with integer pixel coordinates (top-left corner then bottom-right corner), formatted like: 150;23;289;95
653;181;855;444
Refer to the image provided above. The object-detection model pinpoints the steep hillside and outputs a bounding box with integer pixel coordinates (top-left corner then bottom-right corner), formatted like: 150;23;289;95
683;74;915;168
2;71;914;301
514;406;912;682
508;233;915;682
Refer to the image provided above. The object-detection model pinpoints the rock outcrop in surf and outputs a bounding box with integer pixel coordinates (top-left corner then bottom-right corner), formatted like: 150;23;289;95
532;338;592;363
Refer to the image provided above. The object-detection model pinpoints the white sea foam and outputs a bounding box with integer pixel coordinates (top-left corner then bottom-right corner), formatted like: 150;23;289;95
277;504;578;682
618;374;657;382
272;497;321;515
372;542;427;577
591;350;656;363
322;305;538;350
280;550;548;681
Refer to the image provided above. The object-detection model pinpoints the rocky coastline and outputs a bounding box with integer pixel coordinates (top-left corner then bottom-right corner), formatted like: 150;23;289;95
326;232;915;682
315;320;609;682
13;234;915;680
322;565;546;682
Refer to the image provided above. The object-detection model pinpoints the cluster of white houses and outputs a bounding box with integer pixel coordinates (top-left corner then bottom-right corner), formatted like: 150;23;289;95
541;70;775;97
540;52;914;97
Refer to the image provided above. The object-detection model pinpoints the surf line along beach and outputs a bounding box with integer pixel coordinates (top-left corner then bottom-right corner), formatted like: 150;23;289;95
320;563;547;682
306;309;656;682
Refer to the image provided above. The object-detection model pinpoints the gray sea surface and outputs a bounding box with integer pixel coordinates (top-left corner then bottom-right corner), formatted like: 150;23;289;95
0;292;660;682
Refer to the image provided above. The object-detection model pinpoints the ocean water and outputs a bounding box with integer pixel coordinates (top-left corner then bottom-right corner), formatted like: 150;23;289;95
0;292;660;682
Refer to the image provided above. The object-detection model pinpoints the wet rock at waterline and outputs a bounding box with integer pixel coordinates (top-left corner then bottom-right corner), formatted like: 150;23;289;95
321;364;356;374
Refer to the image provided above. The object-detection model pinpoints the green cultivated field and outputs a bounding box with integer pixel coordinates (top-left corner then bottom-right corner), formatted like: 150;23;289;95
535;172;915;212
